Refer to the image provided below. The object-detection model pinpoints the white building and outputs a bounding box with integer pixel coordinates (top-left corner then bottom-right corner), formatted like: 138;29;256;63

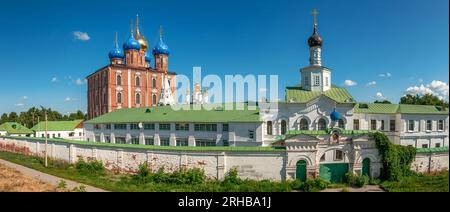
32;120;85;140
0;122;33;137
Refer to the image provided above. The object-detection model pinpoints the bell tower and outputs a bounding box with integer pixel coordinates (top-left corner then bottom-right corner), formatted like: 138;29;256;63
300;9;332;92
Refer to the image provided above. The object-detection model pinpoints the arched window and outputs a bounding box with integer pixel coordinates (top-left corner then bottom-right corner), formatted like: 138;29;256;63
318;118;327;130
299;118;309;130
267;121;273;135
136;93;141;105
135;76;140;87
152;78;156;88
117;75;122;86
117;92;122;104
152;94;157;106
281;120;287;135
338;119;345;129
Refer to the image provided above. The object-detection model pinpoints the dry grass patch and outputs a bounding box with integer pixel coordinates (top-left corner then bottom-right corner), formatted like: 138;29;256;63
0;163;56;192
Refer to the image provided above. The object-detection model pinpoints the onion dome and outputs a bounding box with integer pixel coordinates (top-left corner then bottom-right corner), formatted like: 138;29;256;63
123;33;141;51
153;37;170;55
330;108;341;122
153;26;170;55
109;47;124;59
134;15;149;51
308;27;323;47
145;51;151;62
109;32;124;59
136;36;149;52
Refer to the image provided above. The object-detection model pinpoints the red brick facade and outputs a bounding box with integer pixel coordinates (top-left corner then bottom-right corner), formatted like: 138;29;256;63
87;51;176;119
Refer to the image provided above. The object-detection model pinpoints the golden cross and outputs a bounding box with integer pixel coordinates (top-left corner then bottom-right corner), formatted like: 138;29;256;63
311;9;318;26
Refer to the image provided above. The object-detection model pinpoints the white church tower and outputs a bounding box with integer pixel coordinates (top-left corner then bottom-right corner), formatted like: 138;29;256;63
300;9;332;92
159;75;175;106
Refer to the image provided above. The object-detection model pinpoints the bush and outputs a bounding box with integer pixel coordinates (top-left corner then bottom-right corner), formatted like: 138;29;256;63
222;168;242;185
302;178;329;192
75;157;105;176
290;180;304;190
344;172;369;188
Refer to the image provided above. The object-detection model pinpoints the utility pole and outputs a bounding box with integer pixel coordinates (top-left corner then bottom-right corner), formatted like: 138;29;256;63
45;112;48;167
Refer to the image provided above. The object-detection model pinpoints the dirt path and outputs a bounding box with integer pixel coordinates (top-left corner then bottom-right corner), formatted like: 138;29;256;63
0;159;107;192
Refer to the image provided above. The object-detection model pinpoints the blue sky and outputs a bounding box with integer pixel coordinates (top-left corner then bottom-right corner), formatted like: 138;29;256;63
0;0;448;114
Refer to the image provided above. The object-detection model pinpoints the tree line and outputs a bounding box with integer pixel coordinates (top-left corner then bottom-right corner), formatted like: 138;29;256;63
0;107;86;129
374;94;449;109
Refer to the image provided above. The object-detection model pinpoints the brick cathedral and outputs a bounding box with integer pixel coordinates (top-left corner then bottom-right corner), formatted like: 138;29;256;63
87;15;176;119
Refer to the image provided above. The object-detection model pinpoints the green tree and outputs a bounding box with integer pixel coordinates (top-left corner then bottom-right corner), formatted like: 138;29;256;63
400;94;448;107
374;100;392;104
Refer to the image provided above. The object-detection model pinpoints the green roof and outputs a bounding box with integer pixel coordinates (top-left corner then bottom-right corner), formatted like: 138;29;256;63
354;103;448;115
354;103;399;114
398;104;448;115
285;85;355;103
0;122;33;134
31;120;83;131
416;146;449;154
0;136;282;152
85;104;261;124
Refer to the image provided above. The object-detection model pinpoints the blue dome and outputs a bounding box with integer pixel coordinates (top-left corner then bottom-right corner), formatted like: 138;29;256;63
123;33;141;51
330;109;341;121
108;47;124;59
152;37;170;55
145;51;151;62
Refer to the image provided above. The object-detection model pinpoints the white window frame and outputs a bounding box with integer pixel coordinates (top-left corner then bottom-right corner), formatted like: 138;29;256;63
314;75;320;86
438;120;444;131
408;120;415;132
426;120;432;132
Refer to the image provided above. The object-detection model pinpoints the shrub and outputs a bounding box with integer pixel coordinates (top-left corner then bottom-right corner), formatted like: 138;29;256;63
290;180;304;190
222;168;242;185
345;172;369;188
302;178;329;192
75;157;105;176
341;187;349;192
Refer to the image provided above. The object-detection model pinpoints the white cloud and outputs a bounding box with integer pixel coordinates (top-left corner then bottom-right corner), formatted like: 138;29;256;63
418;78;424;83
379;72;392;78
73;31;90;41
22;96;28;100
75;78;87;85
404;80;449;100
51;77;58;82
366;81;377;87
64;97;78;102
343;80;357;87
15;103;24;107
375;92;386;100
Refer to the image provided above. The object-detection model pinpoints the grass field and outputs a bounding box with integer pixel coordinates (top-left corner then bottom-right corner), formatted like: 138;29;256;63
380;171;449;192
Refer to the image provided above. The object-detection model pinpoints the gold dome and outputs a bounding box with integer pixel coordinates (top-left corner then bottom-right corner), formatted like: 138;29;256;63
137;36;148;51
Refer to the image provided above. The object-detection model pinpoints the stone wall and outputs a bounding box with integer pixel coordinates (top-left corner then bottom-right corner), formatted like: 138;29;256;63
0;137;447;182
0;138;284;181
412;152;449;173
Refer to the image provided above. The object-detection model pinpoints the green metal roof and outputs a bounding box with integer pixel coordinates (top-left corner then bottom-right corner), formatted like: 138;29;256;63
31;120;83;131
416;146;449;153
85;104;261;124
0;135;282;152
398;104;448;115
0;122;33;134
354;103;448;115
354;103;399;114
285;85;355;103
